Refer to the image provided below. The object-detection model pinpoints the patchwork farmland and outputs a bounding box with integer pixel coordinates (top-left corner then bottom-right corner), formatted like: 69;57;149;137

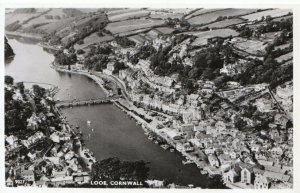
200;18;245;29
187;8;260;25
242;9;292;21
105;19;165;35
108;9;150;22
180;28;239;46
74;32;114;50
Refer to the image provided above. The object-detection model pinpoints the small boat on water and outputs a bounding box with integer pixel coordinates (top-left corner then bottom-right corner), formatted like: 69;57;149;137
148;136;154;140
182;159;193;165
160;144;170;150
87;120;91;126
170;148;175;152
154;140;159;144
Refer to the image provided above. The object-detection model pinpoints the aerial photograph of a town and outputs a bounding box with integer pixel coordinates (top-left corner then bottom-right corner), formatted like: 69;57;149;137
4;7;293;189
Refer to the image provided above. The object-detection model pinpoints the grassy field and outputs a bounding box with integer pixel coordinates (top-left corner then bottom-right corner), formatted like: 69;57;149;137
22;8;67;28
128;34;149;44
76;9;100;13
108;10;150;22
38;13;107;37
74;32;114;50
275;52;293;63
188;9;259;25
106;19;165;34
37;17;76;34
145;30;160;39
186;29;239;46
272;15;293;22
184;28;239;37
200;18;245;29
275;43;290;50
128;28;165;44
242;9;292;21
148;8;194;15
5;9;46;26
107;9;139;17
233;39;267;55
155;27;175;34
150;12;183;19
117;28;152;37
185;8;226;19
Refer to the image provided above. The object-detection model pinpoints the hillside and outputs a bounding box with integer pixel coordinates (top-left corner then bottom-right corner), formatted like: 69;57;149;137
5;37;14;59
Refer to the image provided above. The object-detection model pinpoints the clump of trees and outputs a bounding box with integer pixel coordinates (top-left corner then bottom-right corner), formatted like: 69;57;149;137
207;175;227;189
77;49;85;55
5;21;22;31
238;58;292;89
150;38;234;89
5;75;14;85
54;50;77;65
82;44;112;71
113;61;127;74
13;8;36;14
43;32;62;45
64;16;107;48
44;15;53;19
90;157;150;188
128;43;156;64
234;17;293;38
5;37;14;59
5;76;34;136
115;36;136;48
84;55;109;71
264;29;293;56
165;17;190;28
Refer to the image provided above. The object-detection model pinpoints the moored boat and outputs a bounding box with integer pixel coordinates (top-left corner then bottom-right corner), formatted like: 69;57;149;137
160;144;170;150
182;159;193;165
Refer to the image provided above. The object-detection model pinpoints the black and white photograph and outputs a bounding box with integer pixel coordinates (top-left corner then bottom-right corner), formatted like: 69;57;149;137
1;0;298;191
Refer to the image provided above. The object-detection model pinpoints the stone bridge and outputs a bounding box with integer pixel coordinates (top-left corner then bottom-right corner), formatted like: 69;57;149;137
56;96;120;108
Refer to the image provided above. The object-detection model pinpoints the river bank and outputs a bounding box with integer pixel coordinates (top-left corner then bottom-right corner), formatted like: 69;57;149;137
5;31;43;40
50;62;110;96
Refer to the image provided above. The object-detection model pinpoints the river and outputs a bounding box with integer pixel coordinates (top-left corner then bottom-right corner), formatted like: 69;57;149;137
5;36;212;188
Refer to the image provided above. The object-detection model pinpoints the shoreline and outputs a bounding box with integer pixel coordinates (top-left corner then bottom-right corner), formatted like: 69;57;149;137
50;62;110;96
5;31;43;40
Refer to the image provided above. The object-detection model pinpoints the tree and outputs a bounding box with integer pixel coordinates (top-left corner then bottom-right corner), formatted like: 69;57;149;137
5;37;14;59
113;61;127;74
32;85;46;98
77;49;85;55
97;31;104;37
5;75;14;85
115;36;136;48
234;116;247;130
90;157;149;187
16;82;25;94
184;79;194;91
207;175;226;189
202;68;214;80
